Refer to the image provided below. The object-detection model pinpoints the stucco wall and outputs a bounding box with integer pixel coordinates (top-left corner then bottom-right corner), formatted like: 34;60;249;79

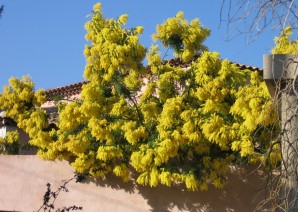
0;155;266;211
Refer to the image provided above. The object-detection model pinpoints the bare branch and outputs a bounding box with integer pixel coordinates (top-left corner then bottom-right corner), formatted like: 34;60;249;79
0;5;4;19
258;57;298;211
220;0;298;41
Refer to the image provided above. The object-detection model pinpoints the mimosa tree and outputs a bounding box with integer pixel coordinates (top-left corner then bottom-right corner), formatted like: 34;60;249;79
0;3;278;191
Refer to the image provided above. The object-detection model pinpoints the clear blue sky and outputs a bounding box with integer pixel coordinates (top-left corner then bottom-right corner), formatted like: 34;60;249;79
0;1;279;91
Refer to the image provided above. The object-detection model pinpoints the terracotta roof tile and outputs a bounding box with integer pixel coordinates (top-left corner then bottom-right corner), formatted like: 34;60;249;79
45;81;87;101
230;61;262;73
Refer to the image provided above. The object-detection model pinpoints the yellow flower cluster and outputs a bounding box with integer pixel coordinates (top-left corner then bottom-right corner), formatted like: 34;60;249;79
59;102;85;131
113;163;129;182
272;26;298;54
84;3;146;82
153;11;210;61
0;76;51;155
0;76;46;119
97;146;123;161
122;121;147;145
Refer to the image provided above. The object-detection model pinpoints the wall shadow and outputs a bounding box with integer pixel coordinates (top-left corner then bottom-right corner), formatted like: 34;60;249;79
135;165;265;212
81;165;265;211
82;173;136;194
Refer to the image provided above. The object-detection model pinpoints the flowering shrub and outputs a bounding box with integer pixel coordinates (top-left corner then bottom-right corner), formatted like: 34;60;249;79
0;3;278;191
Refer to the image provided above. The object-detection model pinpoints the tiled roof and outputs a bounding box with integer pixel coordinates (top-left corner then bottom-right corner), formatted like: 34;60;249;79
231;61;262;73
44;58;263;100
45;81;87;101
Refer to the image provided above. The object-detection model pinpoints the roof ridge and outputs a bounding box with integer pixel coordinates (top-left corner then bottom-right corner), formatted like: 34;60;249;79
44;57;263;100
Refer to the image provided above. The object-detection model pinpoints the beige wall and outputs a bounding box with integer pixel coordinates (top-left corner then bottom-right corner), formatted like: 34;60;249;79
0;155;266;212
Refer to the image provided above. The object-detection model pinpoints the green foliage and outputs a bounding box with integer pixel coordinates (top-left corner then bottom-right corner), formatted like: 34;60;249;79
0;3;278;191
